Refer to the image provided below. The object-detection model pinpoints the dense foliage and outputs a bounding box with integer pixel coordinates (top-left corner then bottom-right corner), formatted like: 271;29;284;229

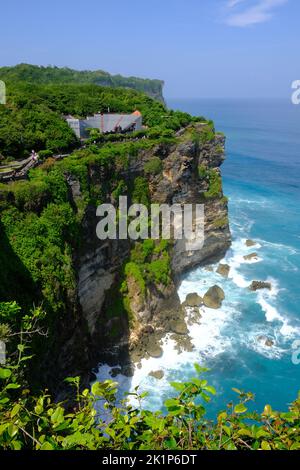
0;75;203;159
0;302;299;451
0;63;165;101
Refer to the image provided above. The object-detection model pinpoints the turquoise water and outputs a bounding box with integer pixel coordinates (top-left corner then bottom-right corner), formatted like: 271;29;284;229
96;99;300;417
169;98;300;415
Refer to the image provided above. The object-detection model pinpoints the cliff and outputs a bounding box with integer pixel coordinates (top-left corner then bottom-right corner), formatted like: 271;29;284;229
0;122;230;394
0;63;165;103
71;123;230;381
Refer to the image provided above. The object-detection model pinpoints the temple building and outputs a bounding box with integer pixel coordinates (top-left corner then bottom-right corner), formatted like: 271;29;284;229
66;110;142;139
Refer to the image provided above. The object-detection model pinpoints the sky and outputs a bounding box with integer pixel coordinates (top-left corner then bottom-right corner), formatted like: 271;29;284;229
0;0;299;98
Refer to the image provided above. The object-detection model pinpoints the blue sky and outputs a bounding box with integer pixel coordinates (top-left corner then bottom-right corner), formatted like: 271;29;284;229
0;0;299;98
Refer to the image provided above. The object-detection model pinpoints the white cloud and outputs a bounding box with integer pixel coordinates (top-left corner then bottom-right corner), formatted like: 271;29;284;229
227;0;247;8
224;0;288;27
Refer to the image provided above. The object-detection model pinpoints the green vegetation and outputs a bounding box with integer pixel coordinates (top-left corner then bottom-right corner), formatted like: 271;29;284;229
198;164;208;179
0;306;299;451
198;165;223;199
0;79;204;159
131;176;150;207
215;144;224;155
0;63;165;102
143;157;163;175
105;239;171;328
125;239;171;289
199;121;215;144
204;169;222;199
212;216;229;229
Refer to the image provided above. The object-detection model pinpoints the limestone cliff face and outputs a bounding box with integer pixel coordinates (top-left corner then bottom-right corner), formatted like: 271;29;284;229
73;124;231;371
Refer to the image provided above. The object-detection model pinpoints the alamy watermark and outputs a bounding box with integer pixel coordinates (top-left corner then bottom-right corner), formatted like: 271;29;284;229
291;80;300;105
96;196;205;251
0;80;6;104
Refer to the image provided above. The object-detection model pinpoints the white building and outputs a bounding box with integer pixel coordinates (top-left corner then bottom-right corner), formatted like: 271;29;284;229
66;110;142;139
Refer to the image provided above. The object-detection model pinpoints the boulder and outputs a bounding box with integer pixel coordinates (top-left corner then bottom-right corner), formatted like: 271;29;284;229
184;292;203;307
257;335;274;347
244;253;258;261
204;265;214;272
216;263;230;278
149;370;164;380
110;367;122;378
245;239;256;247
169;319;188;335
146;342;163;358
203;285;225;309
249;281;271;291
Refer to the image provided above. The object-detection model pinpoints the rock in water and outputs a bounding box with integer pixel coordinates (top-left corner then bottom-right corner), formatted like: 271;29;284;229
203;285;225;309
204;266;214;272
257;335;274;347
149;370;164;380
216;263;230;277
249;281;271;291
146;341;163;358
184;292;203;307
245;239;256;247
169;320;188;335
244;253;258;261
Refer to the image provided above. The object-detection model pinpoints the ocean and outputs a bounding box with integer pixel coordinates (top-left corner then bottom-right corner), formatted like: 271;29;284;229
96;98;300;417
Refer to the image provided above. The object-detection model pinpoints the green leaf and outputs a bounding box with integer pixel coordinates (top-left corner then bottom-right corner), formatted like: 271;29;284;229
34;404;44;415
165;437;177;449
234;403;247;414
40;441;54;450
223;425;232;437
194;364;209;374
261;440;272;450
170;381;185;391
91;382;105;397
263;404;273;417
164;398;179;408
256;428;271;439
12;440;22;450
50;406;64;425
5;383;21;390
0;423;9;435
11;403;21;418
290;442;300;450
237;428;253;438
204;385;216;395
218;411;227;421
0;368;12;379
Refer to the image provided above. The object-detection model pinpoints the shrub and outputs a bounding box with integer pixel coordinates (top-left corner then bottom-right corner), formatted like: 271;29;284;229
204;169;222;199
144;157;162;175
132;176;150;207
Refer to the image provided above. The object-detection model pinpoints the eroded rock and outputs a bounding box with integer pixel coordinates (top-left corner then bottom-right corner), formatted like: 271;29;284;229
184;292;203;307
146;342;163;358
216;263;230;277
169;319;188;335
149;370;164;380
244;253;258;261
203;285;225;309
249;281;271;291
